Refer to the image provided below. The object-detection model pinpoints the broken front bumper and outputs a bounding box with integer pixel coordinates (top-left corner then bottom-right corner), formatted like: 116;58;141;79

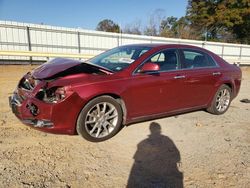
9;89;85;135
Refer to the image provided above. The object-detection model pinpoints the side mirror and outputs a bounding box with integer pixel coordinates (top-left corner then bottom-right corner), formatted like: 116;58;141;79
140;62;160;73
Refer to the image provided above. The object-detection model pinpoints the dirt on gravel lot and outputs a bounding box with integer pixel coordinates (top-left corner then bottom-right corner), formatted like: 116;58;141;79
0;65;249;188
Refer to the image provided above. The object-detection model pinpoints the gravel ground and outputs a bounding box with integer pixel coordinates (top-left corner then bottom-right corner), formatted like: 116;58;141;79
0;65;249;188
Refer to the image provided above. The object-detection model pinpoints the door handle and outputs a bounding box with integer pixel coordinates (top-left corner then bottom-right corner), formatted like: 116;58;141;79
213;72;221;76
174;75;185;79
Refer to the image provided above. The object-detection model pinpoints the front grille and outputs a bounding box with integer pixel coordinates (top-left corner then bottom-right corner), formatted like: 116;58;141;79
26;103;39;116
9;95;20;114
12;93;22;105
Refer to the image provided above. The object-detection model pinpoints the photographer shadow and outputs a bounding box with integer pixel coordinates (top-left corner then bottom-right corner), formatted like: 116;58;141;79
127;122;183;188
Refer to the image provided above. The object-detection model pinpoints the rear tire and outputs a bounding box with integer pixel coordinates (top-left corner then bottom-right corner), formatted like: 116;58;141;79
76;96;123;142
207;84;232;115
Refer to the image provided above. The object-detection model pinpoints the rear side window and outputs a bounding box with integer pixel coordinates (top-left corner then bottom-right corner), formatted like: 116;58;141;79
181;50;217;69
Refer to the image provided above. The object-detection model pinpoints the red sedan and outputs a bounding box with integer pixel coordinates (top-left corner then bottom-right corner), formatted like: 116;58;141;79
9;44;242;142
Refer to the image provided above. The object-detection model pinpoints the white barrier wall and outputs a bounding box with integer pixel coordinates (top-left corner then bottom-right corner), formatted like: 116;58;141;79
0;20;250;64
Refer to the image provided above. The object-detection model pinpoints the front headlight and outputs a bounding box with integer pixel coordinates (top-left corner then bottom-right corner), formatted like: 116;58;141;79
36;86;69;103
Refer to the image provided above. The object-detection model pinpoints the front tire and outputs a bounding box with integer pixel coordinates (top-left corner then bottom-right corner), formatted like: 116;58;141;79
207;84;232;115
76;96;123;142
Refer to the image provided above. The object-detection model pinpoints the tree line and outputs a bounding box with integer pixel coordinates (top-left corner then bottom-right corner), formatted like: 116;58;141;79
96;0;250;44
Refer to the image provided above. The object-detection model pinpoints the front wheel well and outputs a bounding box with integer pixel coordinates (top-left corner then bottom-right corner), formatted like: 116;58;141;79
76;95;124;142
81;93;127;124
96;94;127;124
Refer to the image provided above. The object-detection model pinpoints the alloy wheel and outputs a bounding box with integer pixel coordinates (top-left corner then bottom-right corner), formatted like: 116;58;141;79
85;102;118;138
215;88;230;112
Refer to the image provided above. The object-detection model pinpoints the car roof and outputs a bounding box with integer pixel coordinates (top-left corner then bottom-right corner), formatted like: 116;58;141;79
122;43;205;50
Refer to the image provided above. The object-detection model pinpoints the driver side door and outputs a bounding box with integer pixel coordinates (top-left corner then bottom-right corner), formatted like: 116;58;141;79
126;49;186;118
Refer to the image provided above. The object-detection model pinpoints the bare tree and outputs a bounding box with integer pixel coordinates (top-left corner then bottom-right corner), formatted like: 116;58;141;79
144;9;165;36
123;20;142;35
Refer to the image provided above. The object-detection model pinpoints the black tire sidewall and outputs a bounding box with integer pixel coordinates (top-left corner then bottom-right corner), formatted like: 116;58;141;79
209;85;232;115
76;96;123;142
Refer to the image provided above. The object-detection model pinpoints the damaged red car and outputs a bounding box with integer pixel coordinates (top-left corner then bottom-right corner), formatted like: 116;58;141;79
9;44;242;142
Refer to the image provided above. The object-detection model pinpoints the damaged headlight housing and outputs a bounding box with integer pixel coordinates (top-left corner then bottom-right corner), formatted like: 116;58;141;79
36;86;70;103
19;72;40;91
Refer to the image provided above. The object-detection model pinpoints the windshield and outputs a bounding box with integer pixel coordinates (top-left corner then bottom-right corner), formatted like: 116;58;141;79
88;46;151;72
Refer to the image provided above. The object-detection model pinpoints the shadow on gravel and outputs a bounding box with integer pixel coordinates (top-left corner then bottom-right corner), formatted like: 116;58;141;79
240;99;250;103
127;122;183;188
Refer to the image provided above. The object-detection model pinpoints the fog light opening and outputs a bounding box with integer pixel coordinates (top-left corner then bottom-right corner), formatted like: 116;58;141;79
22;119;53;128
35;120;53;128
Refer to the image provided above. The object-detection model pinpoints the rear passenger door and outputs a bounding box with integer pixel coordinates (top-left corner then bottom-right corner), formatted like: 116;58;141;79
178;49;221;108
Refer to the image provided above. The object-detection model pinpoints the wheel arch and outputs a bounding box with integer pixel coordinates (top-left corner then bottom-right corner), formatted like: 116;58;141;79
93;93;127;125
74;93;127;134
207;80;234;108
220;80;236;98
223;82;233;91
207;83;232;115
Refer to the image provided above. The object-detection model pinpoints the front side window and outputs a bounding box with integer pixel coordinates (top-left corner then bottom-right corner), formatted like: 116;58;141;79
182;50;217;69
136;49;178;73
89;46;151;72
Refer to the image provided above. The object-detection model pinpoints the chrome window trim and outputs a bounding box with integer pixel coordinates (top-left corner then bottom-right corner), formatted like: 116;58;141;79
176;65;219;72
132;47;221;76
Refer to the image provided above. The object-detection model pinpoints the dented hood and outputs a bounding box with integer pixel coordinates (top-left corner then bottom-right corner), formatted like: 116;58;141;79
32;58;82;79
32;58;110;80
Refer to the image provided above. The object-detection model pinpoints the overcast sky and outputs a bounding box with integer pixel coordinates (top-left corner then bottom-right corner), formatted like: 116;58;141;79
0;0;188;30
